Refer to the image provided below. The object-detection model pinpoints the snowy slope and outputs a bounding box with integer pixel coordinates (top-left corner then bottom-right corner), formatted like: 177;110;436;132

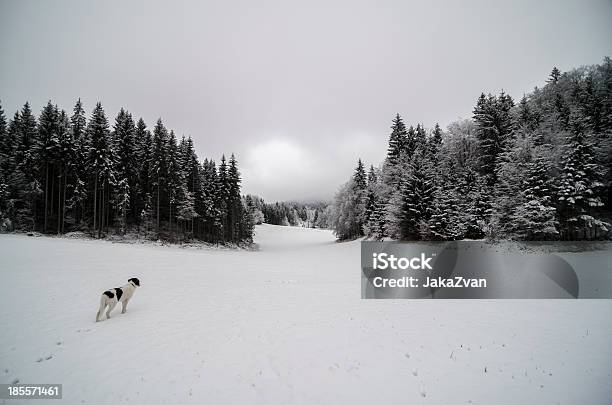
0;225;611;404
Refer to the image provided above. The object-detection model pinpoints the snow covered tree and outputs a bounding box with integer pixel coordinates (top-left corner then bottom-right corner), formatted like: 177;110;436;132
37;102;62;232
386;114;407;167
13;103;41;230
112;108;137;231
86;102;116;238
227;154;244;242
385;148;435;240
427;183;463;240
65;99;89;229
353;159;367;190
548;67;561;84
150;119;168;232
428;122;443;157
331;179;364;240
557;117;608;239
166;130;182;235
134;118;151;225
497;144;559;241
0;101;10;226
473;92;515;185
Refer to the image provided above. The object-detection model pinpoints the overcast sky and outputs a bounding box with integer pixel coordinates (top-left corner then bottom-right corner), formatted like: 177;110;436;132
1;0;611;202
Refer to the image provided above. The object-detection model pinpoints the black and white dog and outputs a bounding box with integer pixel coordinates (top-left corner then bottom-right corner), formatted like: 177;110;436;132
96;278;140;322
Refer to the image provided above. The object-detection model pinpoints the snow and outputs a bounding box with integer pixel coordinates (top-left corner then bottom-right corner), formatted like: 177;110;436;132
1;224;612;404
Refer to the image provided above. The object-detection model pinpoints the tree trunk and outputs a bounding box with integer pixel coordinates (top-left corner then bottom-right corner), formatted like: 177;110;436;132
99;181;104;239
93;173;98;238
44;164;48;232
157;181;160;232
61;168;67;234
57;167;62;234
50;165;55;233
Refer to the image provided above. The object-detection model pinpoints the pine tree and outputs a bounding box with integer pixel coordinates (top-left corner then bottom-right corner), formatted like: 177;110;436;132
363;165;386;239
427;183;463;240
112;108;137;231
428;122;443;157
68;99;88;227
134;118;151;225
0;100;9;174
415;123;427;147
385;148;434;240
179;136;201;236
353;159;367;190
386;114;407;166
455;168;489;239
86;102;115;238
37;102;61;232
227;154;243;242
0;101;10;226
55;109;73;234
512;153;558;240
150;119;168;232
217;155;229;241
166;130;182;236
548;67;561;84
473;92;515;185
14;103;40;230
557;116;608;239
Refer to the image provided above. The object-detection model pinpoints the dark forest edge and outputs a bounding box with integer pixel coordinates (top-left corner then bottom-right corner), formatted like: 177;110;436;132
0;100;255;245
331;58;612;242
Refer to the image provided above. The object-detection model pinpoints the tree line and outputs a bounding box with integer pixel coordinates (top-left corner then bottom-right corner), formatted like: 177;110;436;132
331;58;612;241
0;99;254;244
245;195;330;229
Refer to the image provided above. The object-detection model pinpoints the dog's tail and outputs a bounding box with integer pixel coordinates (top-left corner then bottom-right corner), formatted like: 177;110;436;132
96;294;107;322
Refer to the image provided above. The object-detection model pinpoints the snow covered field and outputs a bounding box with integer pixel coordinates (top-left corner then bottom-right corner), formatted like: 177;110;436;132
1;225;611;404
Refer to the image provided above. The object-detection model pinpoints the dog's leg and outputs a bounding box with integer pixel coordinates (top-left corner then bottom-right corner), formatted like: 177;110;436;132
96;296;107;322
121;299;129;314
106;301;117;319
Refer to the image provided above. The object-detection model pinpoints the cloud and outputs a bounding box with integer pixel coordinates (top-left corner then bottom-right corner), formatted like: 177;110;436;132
241;138;323;202
241;132;386;202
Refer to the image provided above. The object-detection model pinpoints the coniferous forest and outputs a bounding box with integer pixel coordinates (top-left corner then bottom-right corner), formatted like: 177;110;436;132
331;58;612;241
0;100;254;244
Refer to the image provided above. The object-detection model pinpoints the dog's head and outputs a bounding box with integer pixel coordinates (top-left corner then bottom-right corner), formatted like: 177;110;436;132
128;277;141;287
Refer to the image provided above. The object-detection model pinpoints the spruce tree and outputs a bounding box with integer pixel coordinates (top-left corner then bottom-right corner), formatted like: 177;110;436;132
150;119;168;232
512;153;558;240
166;130;182;236
473;92;515;185
548;67;561;84
557;117;607;239
68;99;88;227
428;122;443;157
112;108;137;230
353;159;367;190
386;114;407;166
227;154;243;242
134;118;151;224
55;109;73;233
86;102;115;237
385;148;434;240
37;101;61;232
14;103;40;230
217;155;229;241
0;101;9;174
0;101;9;225
427;183;463;240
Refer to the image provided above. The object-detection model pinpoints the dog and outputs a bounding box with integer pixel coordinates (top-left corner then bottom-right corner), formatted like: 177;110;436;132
96;278;140;322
